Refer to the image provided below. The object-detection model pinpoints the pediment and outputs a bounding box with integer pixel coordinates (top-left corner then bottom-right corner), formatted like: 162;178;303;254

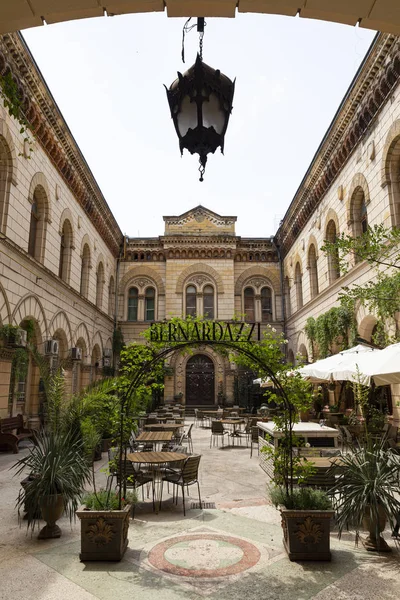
163;205;236;235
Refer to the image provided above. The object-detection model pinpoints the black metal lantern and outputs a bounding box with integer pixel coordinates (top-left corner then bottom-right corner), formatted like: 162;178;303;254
165;54;235;181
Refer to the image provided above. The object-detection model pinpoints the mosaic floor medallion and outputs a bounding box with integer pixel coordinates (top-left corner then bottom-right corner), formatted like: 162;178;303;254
148;533;261;578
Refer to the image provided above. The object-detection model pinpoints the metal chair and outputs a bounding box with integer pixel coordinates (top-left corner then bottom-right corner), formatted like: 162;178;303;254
210;420;229;447
161;455;202;516
181;423;193;453
250;426;259;457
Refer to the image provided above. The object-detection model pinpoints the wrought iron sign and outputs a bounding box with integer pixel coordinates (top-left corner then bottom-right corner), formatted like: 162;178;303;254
149;321;262;343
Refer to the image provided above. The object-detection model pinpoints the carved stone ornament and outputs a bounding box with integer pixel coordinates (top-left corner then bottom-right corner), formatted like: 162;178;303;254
188;275;211;287
294;517;323;545
246;278;269;289
86;517;115;547
131;277;152;289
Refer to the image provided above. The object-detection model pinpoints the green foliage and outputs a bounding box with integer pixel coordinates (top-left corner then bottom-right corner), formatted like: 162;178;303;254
0;72;33;157
269;485;332;510
112;327;124;355
82;488;137;511
304;306;357;358
13;430;92;530
322;224;400;346
328;442;400;544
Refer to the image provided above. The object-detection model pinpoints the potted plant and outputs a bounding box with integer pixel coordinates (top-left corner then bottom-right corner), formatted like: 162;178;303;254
76;488;138;561
269;486;334;561
328;441;400;552
13;429;92;538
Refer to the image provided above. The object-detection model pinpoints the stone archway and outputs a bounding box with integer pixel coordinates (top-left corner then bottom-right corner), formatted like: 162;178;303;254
185;354;215;406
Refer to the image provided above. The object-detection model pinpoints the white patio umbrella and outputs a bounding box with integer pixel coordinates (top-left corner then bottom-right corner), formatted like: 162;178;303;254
344;342;400;386
298;344;376;383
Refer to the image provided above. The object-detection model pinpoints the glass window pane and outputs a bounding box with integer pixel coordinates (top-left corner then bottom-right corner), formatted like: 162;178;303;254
145;287;155;321
244;287;255;321
128;287;138;321
186;285;196;318
261;287;272;322
203;286;214;319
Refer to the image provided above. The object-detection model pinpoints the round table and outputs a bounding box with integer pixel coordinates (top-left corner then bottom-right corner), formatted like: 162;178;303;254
127;451;187;512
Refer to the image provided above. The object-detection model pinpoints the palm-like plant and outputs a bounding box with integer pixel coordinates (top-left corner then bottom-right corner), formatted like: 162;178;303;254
13;429;92;530
328;441;400;550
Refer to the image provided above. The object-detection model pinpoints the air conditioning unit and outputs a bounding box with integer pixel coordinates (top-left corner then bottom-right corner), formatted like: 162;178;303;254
103;357;111;368
70;347;82;361
103;348;112;358
44;339;59;355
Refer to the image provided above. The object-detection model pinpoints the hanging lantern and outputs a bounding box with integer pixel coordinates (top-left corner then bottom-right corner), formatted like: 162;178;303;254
165;54;235;181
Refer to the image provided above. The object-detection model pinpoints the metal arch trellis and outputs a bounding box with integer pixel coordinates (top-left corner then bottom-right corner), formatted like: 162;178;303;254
118;340;295;507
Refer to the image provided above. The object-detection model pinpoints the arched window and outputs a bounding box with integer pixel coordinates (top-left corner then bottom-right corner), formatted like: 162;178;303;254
145;287;155;321
128;287;138;321
96;262;105;309
284;276;291;318
351;187;368;263
80;244;91;298
294;263;303;311
244;287;255;321
308;244;319;299
203;285;214;319
0;135;13;235
186;285;197;317
58;219;73;283
326;220;340;283
28;186;48;263
108;276;115;317
361;199;368;234
28;199;39;258
261;287;272;322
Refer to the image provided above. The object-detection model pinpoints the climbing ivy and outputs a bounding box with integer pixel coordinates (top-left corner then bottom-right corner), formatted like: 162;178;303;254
0;72;33;157
304;306;357;359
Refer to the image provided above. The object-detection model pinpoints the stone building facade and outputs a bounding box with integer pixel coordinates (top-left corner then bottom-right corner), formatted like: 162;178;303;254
1;30;400;421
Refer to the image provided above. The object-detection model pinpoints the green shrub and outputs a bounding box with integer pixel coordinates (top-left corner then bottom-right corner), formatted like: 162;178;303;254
269;486;332;510
82;489;137;510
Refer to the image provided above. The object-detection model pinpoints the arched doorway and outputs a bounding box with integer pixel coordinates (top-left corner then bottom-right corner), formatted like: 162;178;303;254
185;354;215;406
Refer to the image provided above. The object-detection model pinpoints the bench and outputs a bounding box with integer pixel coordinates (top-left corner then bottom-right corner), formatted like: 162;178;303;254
0;414;35;453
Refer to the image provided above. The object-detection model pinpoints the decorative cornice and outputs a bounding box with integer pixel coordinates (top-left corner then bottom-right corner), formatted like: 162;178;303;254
0;33;123;257
276;33;400;256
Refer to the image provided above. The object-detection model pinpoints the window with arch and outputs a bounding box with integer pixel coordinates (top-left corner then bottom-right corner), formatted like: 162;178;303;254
80;243;91;298
308;244;319;299
0;135;13;235
28;186;48;263
108;276;115;317
128;287;138;321
96;262;105;309
145;287;155;321
351;187;368;263
294;263;303;311
203;285;214;319
186;285;197;318
244;287;255;321
284;276;291;318
261;287;272;322
58;220;73;283
326;220;340;283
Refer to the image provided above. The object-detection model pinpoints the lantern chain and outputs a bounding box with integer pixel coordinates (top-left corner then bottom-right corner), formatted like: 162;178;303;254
199;31;204;61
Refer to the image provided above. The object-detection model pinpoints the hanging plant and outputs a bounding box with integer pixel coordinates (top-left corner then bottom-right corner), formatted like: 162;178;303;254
305;305;356;359
112;327;124;356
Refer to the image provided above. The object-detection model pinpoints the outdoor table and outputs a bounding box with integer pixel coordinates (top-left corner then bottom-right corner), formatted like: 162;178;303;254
136;431;173;450
127;451;187;513
154;416;184;423
220;419;245;444
144;423;183;432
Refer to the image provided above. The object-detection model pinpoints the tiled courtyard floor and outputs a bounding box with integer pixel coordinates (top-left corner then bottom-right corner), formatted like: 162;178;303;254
0;420;399;599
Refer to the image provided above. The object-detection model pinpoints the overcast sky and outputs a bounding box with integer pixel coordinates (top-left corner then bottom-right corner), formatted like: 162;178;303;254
23;13;375;238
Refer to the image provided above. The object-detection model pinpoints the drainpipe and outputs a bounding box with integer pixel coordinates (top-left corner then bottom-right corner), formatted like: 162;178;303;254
271;236;287;348
113;239;125;368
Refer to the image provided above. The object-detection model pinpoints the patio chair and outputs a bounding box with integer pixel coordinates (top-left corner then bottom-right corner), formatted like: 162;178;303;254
197;410;206;428
181;423;194;453
161;455;202;516
250;426;259;458
236;420;251;447
210;420;229;448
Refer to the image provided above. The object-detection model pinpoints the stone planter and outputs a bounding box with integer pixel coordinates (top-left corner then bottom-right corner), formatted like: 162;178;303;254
38;494;64;539
280;507;334;561
76;505;130;561
101;438;113;453
362;505;391;552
